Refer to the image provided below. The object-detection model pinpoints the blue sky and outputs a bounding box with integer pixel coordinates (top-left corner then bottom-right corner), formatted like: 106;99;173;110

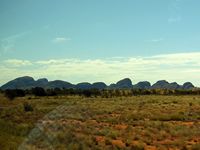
0;0;200;86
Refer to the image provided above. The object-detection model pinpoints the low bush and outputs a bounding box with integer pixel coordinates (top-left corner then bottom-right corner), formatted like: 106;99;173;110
23;102;33;112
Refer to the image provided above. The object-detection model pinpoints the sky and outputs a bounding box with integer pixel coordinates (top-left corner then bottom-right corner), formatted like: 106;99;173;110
0;0;200;86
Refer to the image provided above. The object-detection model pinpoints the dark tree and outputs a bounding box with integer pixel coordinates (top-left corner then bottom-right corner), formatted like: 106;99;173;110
46;89;57;96
4;89;25;100
82;90;92;97
32;87;46;96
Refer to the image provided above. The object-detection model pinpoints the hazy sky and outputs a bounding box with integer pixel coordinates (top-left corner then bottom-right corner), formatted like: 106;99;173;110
0;0;200;86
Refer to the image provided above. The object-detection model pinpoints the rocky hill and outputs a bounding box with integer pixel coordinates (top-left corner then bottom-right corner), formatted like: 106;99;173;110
108;78;133;89
133;81;151;89
0;76;195;90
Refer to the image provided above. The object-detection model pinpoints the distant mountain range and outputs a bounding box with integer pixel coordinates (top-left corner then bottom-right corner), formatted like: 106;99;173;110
0;76;195;90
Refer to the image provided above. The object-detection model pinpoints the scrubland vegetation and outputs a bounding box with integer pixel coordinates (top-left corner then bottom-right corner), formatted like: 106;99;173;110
0;89;200;149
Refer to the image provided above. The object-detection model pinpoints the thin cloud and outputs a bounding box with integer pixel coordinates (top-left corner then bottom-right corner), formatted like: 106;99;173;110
168;16;182;23
52;37;71;43
1;52;200;86
43;25;50;30
4;59;32;67
0;31;31;53
168;0;182;23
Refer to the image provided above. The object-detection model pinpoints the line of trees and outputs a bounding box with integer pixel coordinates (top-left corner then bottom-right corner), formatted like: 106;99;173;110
2;87;200;100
